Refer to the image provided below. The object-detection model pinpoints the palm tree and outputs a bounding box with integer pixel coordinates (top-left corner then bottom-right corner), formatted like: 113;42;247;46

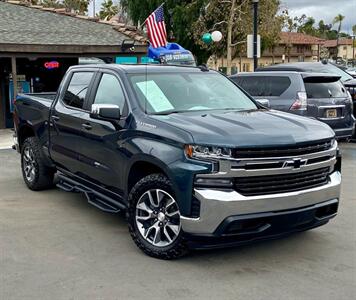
333;14;345;57
352;24;356;36
98;0;119;21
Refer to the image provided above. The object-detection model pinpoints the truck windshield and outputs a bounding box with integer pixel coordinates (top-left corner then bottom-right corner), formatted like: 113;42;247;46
129;72;257;114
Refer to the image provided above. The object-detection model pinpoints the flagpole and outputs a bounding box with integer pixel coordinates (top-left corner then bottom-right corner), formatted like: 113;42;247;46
142;2;165;26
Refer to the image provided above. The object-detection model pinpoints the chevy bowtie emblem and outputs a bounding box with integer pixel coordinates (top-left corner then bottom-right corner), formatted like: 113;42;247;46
283;158;307;169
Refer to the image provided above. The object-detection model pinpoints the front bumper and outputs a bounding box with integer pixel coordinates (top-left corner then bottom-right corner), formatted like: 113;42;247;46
333;124;355;139
185;199;338;249
181;171;341;235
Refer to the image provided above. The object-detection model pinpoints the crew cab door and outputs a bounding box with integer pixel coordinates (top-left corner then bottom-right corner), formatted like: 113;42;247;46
49;69;96;173
74;70;130;197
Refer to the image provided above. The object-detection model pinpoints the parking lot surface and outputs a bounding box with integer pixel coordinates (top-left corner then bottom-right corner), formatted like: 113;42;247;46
0;144;355;300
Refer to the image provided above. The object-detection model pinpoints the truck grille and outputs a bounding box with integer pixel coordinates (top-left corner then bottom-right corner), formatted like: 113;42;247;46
234;167;330;196
232;140;332;158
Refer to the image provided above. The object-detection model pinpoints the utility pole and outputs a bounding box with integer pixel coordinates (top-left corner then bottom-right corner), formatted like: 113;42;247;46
353;35;355;67
93;0;95;18
252;0;259;71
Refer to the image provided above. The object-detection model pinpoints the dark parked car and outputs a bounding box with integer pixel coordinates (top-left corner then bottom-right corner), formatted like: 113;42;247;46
13;64;341;259
230;71;355;139
257;62;356;133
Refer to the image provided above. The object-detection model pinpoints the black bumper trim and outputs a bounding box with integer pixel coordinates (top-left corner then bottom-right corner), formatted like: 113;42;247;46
185;199;338;250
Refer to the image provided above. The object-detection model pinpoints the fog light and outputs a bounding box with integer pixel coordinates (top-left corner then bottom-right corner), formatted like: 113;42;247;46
194;176;233;188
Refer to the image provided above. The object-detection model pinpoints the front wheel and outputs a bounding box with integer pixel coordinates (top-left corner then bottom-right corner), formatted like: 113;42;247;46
127;174;188;259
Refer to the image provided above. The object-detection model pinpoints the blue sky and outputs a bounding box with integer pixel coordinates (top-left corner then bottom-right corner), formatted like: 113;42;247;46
89;0;356;34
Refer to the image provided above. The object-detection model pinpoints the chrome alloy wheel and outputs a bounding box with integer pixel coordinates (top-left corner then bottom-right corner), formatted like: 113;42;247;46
135;189;181;247
23;147;36;182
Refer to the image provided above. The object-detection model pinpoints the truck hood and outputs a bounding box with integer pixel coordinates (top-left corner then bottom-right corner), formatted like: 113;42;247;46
151;109;334;147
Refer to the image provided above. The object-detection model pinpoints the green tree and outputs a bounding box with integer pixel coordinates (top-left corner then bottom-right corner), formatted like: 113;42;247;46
121;0;284;67
333;14;345;57
121;0;210;64
298;17;316;35
352;24;356;36
192;0;282;73
98;0;119;20
63;0;90;15
40;0;89;14
41;0;63;8
333;14;345;37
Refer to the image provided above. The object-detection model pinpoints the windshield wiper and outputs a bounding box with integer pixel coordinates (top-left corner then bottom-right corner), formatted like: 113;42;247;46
152;107;257;115
151;110;190;115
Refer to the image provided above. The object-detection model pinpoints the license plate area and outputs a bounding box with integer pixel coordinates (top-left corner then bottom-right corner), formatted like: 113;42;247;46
325;108;337;118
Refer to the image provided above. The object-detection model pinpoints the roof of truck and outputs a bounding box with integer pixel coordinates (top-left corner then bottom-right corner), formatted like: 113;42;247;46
70;64;211;74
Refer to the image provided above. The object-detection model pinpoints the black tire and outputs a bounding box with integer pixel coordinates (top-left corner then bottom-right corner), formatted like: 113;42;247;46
127;173;188;259
21;137;55;191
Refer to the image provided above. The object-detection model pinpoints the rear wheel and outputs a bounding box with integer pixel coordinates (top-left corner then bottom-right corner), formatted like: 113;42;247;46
127;174;188;259
21;137;55;190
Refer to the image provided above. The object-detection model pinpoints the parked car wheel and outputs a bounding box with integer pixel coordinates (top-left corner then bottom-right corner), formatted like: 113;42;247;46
21;137;55;191
127;173;188;259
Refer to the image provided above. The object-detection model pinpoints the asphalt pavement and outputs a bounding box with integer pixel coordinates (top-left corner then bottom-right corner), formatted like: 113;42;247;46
0;144;355;300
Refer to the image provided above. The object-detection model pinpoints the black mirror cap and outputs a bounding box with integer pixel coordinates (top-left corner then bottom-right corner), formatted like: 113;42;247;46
90;104;121;121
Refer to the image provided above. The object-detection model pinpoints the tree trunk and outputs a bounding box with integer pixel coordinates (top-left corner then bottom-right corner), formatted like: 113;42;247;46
272;46;275;64
226;0;236;75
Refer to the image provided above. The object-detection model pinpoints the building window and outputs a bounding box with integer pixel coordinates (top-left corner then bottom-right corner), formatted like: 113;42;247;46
297;45;304;53
243;63;250;72
343;46;347;50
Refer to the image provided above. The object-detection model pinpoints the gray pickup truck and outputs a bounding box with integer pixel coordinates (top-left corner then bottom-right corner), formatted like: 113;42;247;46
13;64;342;259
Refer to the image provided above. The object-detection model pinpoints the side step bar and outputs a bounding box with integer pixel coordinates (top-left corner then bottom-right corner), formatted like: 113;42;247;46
56;173;125;214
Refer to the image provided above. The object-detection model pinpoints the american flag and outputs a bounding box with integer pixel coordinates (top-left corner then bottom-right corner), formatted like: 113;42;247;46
145;4;167;48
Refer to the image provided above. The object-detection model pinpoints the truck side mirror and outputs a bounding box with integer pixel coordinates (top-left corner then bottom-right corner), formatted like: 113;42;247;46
256;99;270;108
90;104;121;121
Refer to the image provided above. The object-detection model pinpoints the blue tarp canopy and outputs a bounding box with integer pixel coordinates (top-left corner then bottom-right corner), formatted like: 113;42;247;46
147;43;196;66
148;43;191;59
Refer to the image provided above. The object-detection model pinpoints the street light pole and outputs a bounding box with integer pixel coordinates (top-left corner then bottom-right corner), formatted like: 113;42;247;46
252;0;259;71
353;35;355;68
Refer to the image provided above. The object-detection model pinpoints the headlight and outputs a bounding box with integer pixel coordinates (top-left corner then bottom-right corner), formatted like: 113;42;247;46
185;145;233;159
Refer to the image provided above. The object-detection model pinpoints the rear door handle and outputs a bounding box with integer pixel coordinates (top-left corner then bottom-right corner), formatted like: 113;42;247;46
51;115;60;121
82;123;92;130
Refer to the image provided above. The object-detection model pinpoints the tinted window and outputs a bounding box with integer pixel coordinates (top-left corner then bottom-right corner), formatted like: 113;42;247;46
63;72;94;109
304;81;347;98
129;72;257;114
94;74;126;109
234;76;291;97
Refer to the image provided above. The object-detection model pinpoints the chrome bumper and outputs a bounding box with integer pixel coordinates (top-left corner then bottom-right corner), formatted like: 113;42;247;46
181;171;341;234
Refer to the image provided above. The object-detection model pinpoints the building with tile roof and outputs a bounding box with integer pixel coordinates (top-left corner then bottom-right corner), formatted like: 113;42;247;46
0;0;148;128
209;32;324;74
323;38;356;61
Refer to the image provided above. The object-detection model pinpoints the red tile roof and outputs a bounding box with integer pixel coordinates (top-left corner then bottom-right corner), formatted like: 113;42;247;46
279;32;324;45
323;39;353;47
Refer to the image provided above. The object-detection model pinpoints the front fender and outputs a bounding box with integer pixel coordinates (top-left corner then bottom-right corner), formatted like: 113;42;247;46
124;137;211;216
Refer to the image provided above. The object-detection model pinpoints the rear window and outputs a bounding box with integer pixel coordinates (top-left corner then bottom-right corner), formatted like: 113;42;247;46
63;72;94;109
233;76;291;97
304;81;347;98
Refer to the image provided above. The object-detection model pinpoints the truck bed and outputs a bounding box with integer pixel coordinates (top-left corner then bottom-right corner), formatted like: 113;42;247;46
14;93;56;145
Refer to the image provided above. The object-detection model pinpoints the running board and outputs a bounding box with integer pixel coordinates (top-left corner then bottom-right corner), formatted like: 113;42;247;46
57;173;125;213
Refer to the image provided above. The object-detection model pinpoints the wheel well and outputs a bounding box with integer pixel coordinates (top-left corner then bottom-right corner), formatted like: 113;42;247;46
128;161;166;193
18;125;35;149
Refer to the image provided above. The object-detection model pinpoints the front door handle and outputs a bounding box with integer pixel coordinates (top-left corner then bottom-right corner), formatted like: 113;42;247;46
82;123;92;130
51;115;60;121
